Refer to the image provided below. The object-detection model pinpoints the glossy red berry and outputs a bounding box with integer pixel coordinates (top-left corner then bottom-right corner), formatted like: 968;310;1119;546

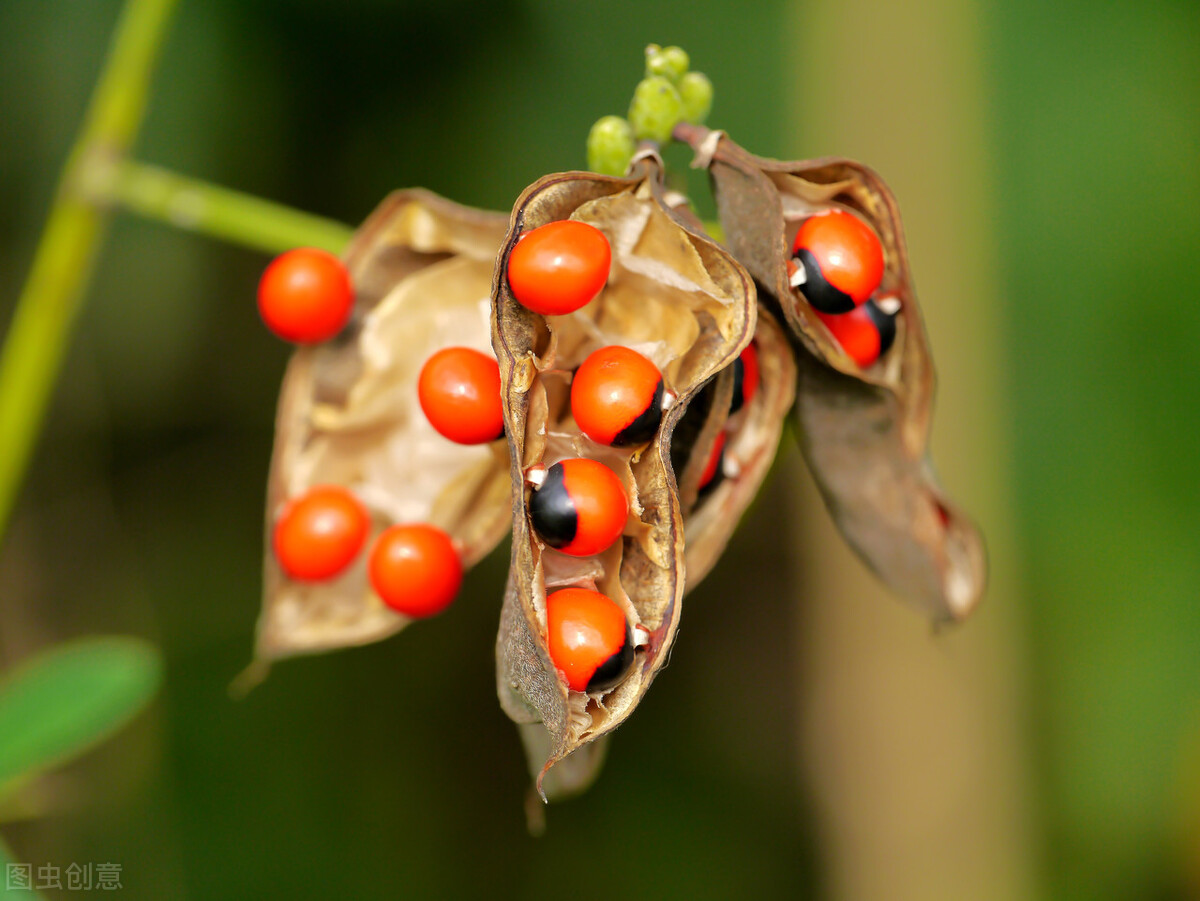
816;298;898;368
258;247;354;343
529;458;629;557
418;347;505;445
546;587;635;693
571;345;664;446
507;220;612;316
730;341;760;414
368;523;463;618
698;430;727;492
273;485;369;581
791;209;885;313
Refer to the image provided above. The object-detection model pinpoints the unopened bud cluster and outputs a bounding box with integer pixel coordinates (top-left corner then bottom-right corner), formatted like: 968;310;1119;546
586;45;714;176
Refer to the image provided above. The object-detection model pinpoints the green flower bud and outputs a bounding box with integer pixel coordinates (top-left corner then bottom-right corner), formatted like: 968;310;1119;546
679;71;713;125
628;76;683;144
645;44;689;83
587;115;636;176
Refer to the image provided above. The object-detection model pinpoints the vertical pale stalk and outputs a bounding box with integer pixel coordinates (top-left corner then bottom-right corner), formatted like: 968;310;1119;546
0;0;179;541
783;2;1036;899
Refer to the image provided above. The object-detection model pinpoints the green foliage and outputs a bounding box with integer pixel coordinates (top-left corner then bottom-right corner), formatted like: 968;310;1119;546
991;2;1200;896
0;637;161;796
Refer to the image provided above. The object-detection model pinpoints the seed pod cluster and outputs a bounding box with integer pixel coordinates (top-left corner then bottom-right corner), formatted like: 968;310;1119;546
258;191;512;660
680;124;987;620
492;156;755;793
255;89;990;809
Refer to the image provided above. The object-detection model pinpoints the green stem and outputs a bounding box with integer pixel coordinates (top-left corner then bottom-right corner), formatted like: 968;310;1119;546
103;160;353;255
0;0;179;542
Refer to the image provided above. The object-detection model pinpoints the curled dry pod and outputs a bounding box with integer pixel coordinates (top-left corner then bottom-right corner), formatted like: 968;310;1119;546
679;124;986;621
258;191;512;660
680;306;797;589
492;156;756;797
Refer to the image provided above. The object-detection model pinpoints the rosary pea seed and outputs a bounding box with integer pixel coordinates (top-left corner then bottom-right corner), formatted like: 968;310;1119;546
528;458;629;558
273;486;369;582
417;347;505;445
257;247;354;344
369;524;463;619
570;345;665;447
791;209;885;313
507;219;612;315
815;299;898;369
546;588;635;693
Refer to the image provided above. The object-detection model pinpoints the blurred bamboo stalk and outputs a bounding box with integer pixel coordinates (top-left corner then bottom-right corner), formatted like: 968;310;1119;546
105;160;352;256
783;2;1037;899
0;0;358;548
0;0;179;543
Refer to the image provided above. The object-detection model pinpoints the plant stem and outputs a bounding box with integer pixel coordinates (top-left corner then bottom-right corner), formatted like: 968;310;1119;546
0;0;178;543
102;160;353;255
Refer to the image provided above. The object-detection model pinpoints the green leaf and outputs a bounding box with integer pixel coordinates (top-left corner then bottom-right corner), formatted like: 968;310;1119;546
0;637;161;795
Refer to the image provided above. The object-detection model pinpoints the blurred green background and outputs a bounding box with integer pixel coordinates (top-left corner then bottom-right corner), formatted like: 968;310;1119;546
1;0;1197;898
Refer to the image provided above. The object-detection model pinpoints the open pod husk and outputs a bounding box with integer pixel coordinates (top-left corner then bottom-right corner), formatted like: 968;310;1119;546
492;156;756;797
680;125;986;621
680;305;797;589
258;190;512;661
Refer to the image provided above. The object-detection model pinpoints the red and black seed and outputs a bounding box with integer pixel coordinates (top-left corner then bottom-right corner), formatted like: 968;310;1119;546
864;298;897;357
586;621;635;693
528;462;576;550
792;247;857;314
611;377;664;447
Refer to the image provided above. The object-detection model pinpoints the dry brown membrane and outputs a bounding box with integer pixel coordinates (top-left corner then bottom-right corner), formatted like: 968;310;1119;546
491;157;756;796
258;191;512;661
651;207;797;590
678;125;986;621
678;305;797;590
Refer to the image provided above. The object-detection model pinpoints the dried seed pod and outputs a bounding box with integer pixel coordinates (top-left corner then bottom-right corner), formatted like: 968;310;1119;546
680;125;986;621
258;191;512;660
681;306;797;589
669;365;736;514
492;156;756;795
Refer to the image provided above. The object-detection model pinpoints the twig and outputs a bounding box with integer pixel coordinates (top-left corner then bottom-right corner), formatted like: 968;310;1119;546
101;160;352;255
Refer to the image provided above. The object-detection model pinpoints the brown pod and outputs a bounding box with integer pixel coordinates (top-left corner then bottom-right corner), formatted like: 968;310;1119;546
492;155;756;796
258;191;512;661
670;365;736;515
681;305;796;590
679;124;986;621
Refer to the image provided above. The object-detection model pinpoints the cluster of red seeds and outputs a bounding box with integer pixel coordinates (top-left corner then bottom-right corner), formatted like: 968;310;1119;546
507;219;646;694
258;249;464;619
257;225;649;689
788;209;898;368
258;209;885;682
